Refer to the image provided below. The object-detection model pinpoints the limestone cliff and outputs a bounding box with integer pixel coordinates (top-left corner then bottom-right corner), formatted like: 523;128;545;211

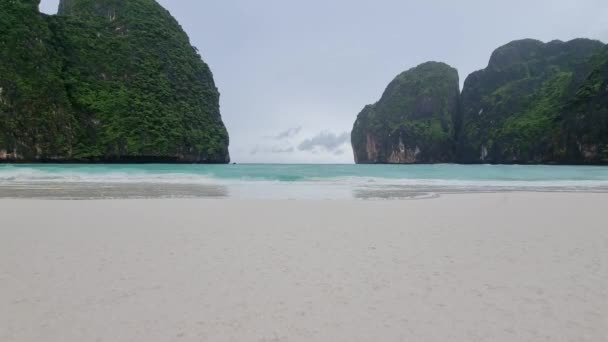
352;62;460;163
556;46;608;163
0;0;229;163
458;39;605;163
352;39;608;164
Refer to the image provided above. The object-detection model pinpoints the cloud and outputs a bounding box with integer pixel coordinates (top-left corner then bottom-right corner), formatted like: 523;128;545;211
298;131;350;152
250;145;295;155
266;126;302;140
601;29;608;42
271;146;295;153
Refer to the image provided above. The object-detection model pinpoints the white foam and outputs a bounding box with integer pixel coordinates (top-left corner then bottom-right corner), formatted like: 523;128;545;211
2;166;608;196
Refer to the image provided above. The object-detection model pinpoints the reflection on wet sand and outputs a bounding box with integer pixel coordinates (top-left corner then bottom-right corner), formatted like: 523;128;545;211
0;182;228;199
2;181;608;200
352;184;608;199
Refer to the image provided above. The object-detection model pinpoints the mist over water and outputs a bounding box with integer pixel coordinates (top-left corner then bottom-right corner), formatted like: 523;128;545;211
1;164;608;199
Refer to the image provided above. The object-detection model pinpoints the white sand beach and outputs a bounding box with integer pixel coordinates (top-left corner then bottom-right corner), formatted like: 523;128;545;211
1;193;607;341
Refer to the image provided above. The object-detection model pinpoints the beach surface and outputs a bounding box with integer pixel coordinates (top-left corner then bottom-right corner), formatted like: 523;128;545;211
1;193;607;341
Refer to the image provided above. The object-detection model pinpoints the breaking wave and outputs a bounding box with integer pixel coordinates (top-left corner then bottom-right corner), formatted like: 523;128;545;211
1;164;608;199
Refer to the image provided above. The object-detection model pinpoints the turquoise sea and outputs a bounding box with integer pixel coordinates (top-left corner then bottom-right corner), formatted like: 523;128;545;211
1;164;608;199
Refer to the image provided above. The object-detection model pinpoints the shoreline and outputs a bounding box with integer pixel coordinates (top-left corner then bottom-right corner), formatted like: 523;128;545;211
2;164;608;200
0;187;607;200
1;182;608;200
1;193;607;341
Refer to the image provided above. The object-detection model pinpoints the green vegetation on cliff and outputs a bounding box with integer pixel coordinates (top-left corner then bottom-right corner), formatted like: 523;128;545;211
352;39;608;164
458;39;605;163
352;62;460;163
0;0;76;159
0;0;229;163
556;46;608;162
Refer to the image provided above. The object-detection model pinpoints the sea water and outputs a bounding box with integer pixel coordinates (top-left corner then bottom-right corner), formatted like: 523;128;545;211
1;164;608;199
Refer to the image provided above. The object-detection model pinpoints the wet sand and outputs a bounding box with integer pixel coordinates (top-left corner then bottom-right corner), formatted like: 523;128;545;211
1;193;607;341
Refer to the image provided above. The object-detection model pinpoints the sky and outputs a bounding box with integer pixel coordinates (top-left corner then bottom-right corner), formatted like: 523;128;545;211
39;0;608;163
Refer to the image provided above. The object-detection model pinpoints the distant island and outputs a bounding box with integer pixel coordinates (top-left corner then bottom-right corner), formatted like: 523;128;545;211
0;0;229;163
352;39;608;164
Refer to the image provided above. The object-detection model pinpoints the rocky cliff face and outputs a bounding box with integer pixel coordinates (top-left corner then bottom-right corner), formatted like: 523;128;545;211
556;46;608;163
458;39;605;163
352;39;608;164
0;0;229;163
352;62;460;163
0;0;75;160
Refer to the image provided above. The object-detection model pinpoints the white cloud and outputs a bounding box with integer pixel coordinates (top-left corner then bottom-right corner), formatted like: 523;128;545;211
298;131;350;152
266;126;302;140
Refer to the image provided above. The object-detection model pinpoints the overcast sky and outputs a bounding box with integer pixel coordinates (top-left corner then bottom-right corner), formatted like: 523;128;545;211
40;0;608;163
